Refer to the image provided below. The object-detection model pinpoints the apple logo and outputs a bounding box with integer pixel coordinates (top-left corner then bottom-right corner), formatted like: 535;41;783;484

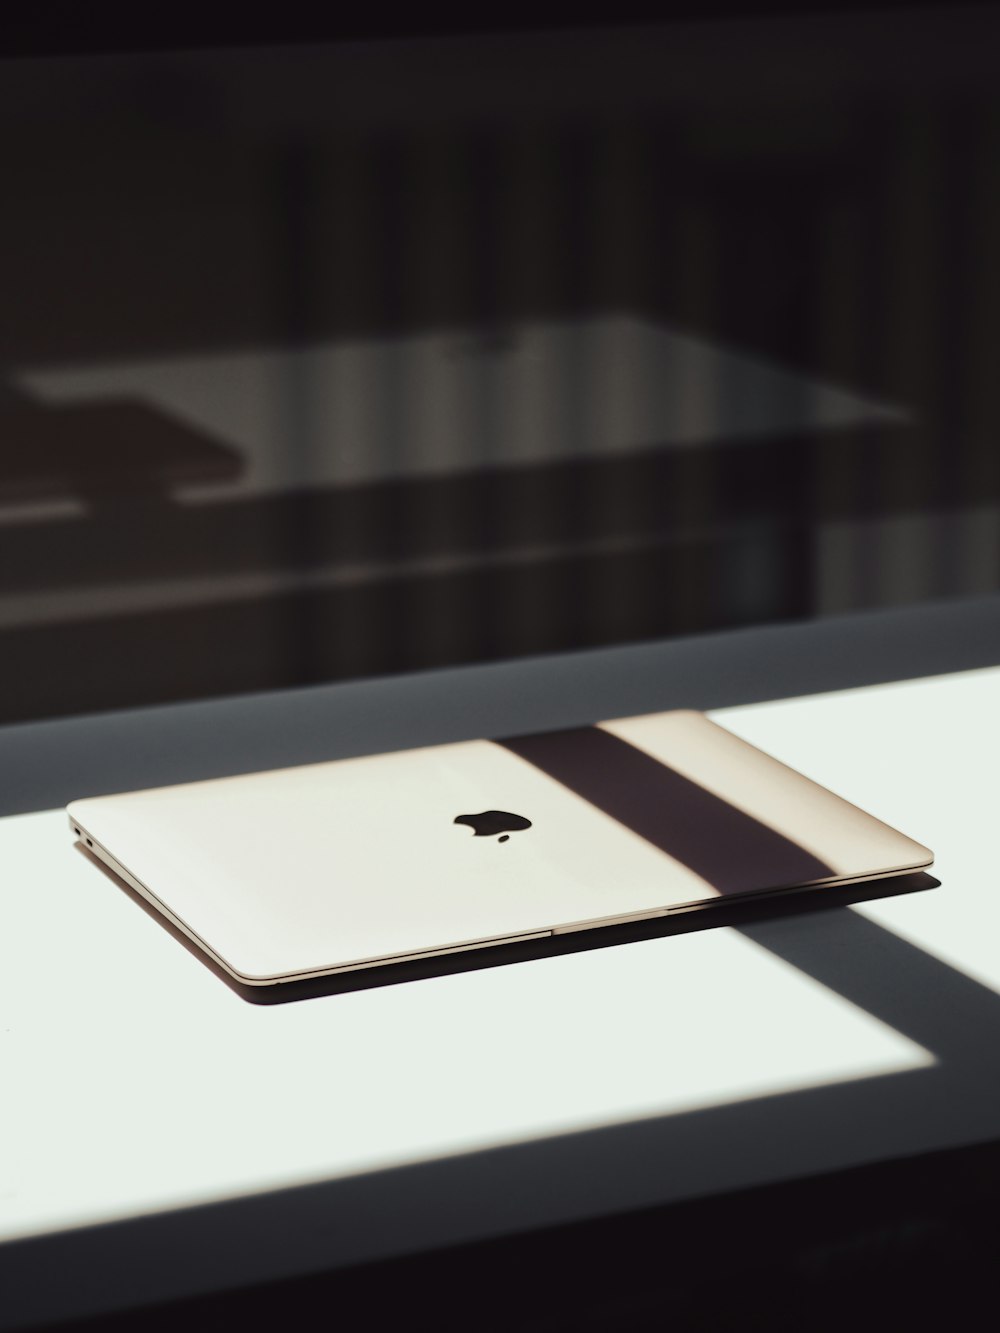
454;810;532;843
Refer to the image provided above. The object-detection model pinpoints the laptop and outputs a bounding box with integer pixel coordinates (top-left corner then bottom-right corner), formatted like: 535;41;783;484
67;710;932;988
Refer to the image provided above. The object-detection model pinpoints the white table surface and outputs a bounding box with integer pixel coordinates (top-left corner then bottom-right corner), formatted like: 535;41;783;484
3;604;1000;1329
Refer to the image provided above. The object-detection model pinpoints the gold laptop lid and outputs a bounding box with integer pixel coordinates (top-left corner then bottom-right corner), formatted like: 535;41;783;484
68;711;932;984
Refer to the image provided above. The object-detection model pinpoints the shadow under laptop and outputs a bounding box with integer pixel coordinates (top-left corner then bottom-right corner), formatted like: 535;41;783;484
231;872;944;1003
77;841;938;1005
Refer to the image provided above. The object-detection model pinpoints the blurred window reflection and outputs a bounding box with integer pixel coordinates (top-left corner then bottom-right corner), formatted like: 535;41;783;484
2;9;998;723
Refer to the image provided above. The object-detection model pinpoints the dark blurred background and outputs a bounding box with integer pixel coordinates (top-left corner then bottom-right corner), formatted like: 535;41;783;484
2;2;999;725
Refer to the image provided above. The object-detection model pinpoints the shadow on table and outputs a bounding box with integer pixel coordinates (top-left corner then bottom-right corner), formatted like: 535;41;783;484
17;859;1000;1333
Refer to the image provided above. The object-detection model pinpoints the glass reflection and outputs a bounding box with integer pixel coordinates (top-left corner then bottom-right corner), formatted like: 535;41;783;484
1;7;998;723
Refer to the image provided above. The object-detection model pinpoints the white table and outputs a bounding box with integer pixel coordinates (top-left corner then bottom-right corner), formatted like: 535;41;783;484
3;599;1000;1329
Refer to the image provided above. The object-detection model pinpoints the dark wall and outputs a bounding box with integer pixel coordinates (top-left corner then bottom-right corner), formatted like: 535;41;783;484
2;7;999;723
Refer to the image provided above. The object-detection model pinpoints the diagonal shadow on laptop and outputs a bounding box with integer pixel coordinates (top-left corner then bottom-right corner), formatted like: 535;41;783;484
80;722;938;1008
